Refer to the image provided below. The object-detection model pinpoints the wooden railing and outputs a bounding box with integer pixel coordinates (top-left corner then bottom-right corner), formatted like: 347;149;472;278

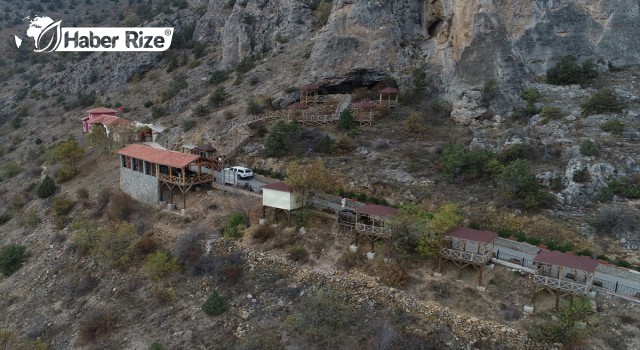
355;222;391;238
533;275;589;295
441;248;493;265
159;173;213;185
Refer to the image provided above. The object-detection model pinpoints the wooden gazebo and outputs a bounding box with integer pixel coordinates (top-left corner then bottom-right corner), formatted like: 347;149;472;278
300;83;318;105
350;100;376;126
287;101;309;121
194;143;216;159
531;250;598;309
378;87;399;107
117;144;214;210
439;227;497;284
339;204;398;253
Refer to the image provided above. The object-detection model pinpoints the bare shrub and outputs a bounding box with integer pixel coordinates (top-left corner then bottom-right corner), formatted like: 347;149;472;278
78;311;117;345
106;191;134;221
374;262;408;288
592;206;639;236
76;187;89;201
67;274;99;298
251;224;275;242
499;303;521;321
172;226;205;273
96;188;111;211
287;245;308;263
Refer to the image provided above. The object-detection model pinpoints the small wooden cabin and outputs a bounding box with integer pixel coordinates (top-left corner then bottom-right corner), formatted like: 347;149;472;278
261;182;301;224
532;250;599;308
440;227;497;284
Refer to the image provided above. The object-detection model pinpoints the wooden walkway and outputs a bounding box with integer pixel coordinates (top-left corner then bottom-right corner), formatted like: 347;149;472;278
212;93;395;161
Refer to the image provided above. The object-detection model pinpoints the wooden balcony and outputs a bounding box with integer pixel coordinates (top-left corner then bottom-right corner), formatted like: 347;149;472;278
441;248;493;265
159;173;213;186
355;222;391;238
533;275;589;295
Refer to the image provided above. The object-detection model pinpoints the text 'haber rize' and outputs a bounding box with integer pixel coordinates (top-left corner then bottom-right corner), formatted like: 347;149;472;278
63;31;166;48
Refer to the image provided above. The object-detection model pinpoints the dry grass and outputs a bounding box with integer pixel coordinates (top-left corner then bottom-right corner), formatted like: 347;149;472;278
78;311;117;345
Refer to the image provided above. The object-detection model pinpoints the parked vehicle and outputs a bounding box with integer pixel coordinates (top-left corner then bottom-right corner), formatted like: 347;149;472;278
223;166;254;182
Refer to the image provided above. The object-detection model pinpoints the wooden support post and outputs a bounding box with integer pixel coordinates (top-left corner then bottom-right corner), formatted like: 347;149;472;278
370;238;375;252
262;205;266;219
181;167;186;186
479;265;484;285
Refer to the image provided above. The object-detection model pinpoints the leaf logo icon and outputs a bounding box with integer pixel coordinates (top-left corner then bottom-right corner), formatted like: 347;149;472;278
34;20;62;52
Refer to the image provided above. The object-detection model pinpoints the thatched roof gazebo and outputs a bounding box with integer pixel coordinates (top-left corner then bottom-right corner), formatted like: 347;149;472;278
378;87;399;107
300;83;318;105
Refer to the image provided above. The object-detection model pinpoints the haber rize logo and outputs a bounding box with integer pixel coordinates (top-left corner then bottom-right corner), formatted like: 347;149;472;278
15;16;174;52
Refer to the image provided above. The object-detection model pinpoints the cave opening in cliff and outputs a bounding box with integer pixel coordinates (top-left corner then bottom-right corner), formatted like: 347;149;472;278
320;69;388;95
428;19;443;37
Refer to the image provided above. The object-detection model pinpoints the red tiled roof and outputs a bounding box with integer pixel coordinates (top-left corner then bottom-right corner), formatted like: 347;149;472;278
288;102;309;109
352;100;376;109
87;114;131;126
445;227;498;244
261;182;291;192
533;250;599;273
356;204;398;218
87;107;117;114
300;83;318;90
379;87;400;94
117;144;200;168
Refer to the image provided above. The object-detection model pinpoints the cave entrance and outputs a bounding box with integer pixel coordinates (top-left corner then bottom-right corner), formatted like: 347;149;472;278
428;19;443;37
319;69;387;95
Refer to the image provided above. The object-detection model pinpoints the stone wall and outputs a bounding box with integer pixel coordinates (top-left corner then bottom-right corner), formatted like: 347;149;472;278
210;240;545;350
120;167;159;205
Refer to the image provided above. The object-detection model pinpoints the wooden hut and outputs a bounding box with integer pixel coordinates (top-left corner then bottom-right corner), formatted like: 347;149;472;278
194;143;216;159
261;182;301;225
378;87;399;107
117;143;214;210
300;83;318;105
350;100;376;126
531;250;598;308
439;227;497;284
338;204;398;252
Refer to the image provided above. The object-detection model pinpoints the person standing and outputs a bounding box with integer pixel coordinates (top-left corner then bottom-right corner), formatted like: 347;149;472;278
341;197;347;210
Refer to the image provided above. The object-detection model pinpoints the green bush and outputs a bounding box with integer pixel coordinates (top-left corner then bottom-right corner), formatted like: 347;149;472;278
208;69;230;85
56;164;77;183
182;119;197;132
526;236;541;246
0;244;27;276
575;249;593;257
246;97;262;115
1;161;21;180
151;105;167;119
143;100;153;108
440;143;494;183
23;210;40;229
36;175;56;198
615;259;632;268
264;120;305;157
145;251;181;280
337;109;356;131
572;167;590;183
596;254;610;261
235;57;255;74
540;106;563;119
149;341;165;350
208;86;227;107
530;298;594;345
288;245;309;263
600;118;625;134
315;135;334;154
313;1;332;25
582;89;625;116
579;140;599;156
546;55;598;85
497;160;556;210
202;290;228;316
0;212;11;225
521;88;540;103
224;212;246;238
